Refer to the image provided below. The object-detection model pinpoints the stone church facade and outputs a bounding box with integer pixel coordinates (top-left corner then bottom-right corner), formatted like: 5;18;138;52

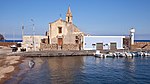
41;7;84;50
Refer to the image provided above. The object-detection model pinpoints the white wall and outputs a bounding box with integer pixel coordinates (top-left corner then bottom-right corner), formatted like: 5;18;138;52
83;36;125;50
23;35;47;51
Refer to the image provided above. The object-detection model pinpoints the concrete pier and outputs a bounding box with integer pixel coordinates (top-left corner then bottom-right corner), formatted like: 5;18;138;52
9;50;95;57
7;49;150;58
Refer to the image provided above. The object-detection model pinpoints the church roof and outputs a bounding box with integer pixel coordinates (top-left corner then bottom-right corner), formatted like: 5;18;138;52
49;18;67;24
49;18;76;26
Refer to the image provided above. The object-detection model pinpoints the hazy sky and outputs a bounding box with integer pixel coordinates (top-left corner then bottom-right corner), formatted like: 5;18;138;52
0;0;150;40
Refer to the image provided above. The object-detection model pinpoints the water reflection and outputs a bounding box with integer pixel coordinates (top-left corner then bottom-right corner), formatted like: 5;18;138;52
124;58;135;72
47;56;84;84
4;56;150;84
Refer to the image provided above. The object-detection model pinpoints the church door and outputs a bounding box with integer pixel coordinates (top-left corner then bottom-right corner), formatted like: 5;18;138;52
58;38;63;46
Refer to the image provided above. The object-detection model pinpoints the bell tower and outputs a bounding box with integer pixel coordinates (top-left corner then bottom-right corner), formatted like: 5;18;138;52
66;6;73;23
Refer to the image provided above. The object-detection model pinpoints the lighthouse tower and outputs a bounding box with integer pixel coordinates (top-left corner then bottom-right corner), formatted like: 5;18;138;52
130;28;135;45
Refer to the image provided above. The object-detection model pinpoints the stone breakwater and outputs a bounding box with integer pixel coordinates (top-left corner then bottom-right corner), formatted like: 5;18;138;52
0;42;16;47
132;42;150;50
0;56;22;83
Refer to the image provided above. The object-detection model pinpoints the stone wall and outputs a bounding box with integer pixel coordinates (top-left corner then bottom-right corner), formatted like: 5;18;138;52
131;42;150;50
48;19;83;45
40;43;58;51
62;44;79;50
40;43;79;50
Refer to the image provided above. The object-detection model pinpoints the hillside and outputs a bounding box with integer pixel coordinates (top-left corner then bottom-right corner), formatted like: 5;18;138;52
0;34;4;40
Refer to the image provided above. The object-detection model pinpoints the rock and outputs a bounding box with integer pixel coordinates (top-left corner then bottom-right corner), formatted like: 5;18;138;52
0;75;5;80
0;34;4;40
0;66;15;80
6;56;20;61
0;56;22;82
5;56;20;65
0;66;15;74
9;60;19;65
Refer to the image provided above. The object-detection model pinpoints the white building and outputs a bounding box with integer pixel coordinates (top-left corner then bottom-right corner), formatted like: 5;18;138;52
22;35;47;51
83;36;125;50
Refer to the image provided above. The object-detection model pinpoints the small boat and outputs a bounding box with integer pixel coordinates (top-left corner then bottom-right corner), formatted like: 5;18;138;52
94;50;105;58
95;50;101;56
106;53;113;58
11;45;18;52
29;60;35;69
125;52;132;57
96;50;100;54
147;53;150;56
10;45;16;48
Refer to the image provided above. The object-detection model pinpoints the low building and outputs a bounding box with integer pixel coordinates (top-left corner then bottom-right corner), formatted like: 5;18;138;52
83;28;135;50
83;36;126;50
22;35;47;51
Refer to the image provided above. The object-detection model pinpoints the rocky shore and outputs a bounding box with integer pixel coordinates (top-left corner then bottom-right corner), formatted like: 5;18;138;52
0;56;23;84
0;49;23;84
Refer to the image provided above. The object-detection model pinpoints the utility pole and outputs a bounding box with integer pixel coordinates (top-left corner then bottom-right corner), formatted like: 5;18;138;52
31;19;35;51
22;24;24;40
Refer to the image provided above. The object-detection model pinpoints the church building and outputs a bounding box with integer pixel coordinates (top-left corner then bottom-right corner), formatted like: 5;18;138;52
41;6;84;50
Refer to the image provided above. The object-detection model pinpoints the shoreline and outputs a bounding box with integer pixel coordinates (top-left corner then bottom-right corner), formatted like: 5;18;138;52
0;56;24;84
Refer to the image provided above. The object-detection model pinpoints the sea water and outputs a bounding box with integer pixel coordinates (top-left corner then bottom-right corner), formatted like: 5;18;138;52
5;56;150;84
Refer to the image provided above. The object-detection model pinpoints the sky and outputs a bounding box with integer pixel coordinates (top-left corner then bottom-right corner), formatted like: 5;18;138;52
0;0;150;40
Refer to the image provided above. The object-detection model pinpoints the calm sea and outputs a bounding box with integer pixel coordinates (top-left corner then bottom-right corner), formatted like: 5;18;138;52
4;56;150;84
